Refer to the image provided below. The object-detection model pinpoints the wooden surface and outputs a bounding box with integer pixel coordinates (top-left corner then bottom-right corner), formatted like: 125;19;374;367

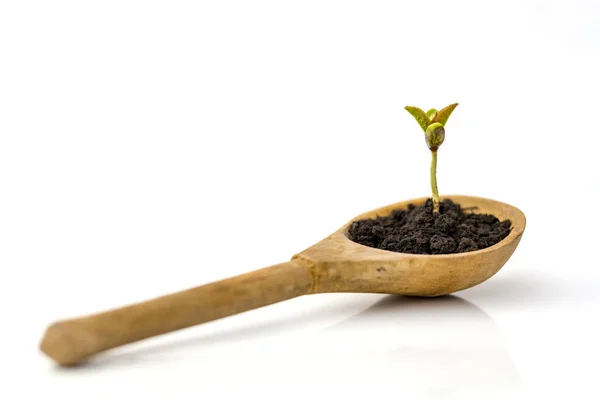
40;195;525;365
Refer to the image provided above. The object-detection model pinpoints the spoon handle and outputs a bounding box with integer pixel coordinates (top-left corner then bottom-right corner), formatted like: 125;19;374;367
40;260;313;365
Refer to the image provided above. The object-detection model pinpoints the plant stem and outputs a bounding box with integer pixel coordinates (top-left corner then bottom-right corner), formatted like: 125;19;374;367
430;150;440;213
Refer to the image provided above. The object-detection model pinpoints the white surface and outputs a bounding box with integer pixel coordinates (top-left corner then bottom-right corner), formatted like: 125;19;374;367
1;1;599;398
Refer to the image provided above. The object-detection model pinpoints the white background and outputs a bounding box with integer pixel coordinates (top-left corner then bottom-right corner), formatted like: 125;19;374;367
1;1;599;399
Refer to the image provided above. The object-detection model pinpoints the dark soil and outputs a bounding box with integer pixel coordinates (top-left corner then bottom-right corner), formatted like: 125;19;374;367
347;199;511;255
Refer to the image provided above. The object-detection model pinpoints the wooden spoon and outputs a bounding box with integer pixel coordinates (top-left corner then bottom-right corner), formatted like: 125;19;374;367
40;195;525;365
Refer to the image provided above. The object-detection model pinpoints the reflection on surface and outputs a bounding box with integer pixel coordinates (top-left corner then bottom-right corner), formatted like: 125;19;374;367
62;293;520;391
315;295;521;387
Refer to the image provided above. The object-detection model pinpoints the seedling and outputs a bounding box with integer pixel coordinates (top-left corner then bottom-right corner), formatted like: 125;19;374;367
404;103;458;213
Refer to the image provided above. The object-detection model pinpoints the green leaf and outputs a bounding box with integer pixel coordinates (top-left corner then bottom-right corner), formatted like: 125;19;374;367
404;106;431;132
432;103;458;126
426;108;438;119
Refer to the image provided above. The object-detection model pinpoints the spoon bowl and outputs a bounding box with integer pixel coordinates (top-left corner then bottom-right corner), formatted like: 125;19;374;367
299;194;526;297
40;195;525;365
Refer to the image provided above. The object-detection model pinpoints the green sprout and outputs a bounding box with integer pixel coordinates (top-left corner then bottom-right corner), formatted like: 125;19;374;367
404;103;458;213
